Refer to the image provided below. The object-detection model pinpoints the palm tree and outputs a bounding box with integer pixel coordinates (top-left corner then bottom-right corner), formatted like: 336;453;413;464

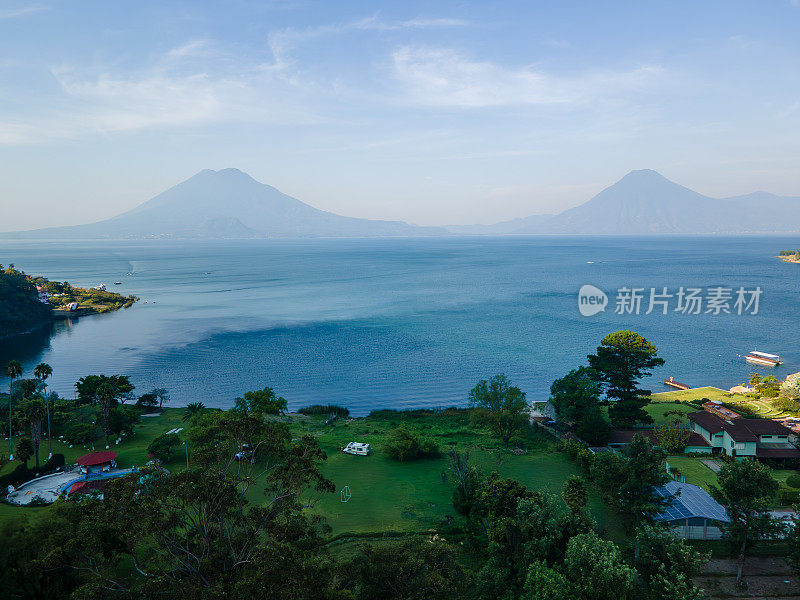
34;363;53;458
183;402;206;422
4;360;22;460
17;398;46;471
97;382;115;449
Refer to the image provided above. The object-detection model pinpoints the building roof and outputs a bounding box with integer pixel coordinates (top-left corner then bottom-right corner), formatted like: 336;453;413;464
689;411;794;443
76;451;118;466
68;479;107;496
755;445;800;459
654;481;730;523
607;429;710;448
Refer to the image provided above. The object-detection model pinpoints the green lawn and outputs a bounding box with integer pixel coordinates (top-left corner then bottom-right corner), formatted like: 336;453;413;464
651;386;732;404
665;456;719;492
644;402;697;424
3;408;624;540
0;408;186;479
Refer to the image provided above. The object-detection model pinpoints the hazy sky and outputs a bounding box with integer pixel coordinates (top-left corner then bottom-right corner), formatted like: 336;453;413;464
1;0;799;230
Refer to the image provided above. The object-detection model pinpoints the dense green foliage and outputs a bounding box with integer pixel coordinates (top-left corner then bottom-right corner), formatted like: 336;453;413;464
711;459;780;586
549;366;610;444
588;331;664;427
469;374;528;447
0;264;52;337
298;404;350;417
384;425;440;461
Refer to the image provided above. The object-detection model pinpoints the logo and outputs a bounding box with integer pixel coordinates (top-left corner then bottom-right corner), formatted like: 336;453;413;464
578;284;608;317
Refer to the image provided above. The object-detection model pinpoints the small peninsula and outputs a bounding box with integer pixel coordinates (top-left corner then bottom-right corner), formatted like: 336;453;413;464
778;249;800;263
0;263;138;338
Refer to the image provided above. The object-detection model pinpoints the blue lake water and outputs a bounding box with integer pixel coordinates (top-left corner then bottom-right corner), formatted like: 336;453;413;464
0;236;798;415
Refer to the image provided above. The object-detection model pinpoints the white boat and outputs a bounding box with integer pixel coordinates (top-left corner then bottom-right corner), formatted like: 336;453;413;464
745;351;782;366
342;442;370;456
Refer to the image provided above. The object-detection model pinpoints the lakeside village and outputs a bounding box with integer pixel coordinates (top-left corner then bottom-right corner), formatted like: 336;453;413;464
4;332;800;597
0;263;137;340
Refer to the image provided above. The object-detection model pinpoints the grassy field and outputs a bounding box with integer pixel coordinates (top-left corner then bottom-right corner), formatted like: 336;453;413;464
0;408;186;479
652;387;732;404
3;408;624;540
666;455;719;491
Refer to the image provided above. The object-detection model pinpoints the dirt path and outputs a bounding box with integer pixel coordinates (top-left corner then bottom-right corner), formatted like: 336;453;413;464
697;557;800;599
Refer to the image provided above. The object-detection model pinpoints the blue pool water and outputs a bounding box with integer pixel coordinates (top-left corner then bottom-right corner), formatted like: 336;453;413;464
1;236;798;415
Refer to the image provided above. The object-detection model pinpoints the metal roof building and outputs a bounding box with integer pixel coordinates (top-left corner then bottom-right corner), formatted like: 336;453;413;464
654;481;729;540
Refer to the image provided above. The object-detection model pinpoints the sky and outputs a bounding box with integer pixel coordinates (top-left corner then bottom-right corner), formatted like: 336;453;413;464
1;0;799;230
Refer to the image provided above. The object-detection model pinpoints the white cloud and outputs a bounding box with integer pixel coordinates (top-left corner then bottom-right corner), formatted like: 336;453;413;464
0;4;45;19
392;46;663;108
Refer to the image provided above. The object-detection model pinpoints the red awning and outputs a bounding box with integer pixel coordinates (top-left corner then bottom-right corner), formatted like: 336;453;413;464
76;451;118;466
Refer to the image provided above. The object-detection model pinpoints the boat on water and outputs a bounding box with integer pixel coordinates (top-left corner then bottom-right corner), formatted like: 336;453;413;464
745;351;782;366
114;281;122;285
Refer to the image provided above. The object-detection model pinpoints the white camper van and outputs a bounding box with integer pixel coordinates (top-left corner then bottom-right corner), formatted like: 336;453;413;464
342;442;370;456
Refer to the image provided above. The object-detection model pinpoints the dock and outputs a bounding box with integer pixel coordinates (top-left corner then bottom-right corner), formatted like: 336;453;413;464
664;377;691;390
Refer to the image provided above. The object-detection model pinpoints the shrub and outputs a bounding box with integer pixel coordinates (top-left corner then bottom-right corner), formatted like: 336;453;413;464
384;426;440;461
779;488;800;505
298;404;350;418
576;448;595;475
147;433;181;462
558;437;587;461
63;421;98;445
774;398;800;414
786;474;800;489
0;463;31;490
42;453;65;472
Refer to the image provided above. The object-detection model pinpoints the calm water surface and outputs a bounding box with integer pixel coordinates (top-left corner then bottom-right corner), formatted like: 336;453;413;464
1;237;797;415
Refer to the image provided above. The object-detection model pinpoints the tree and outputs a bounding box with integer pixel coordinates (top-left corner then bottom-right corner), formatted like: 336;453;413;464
33;362;53;458
75;374;134;405
575;404;611;445
550;366;601;425
448;448;484;525
469;374;528;447
347;538;465;599
233;387;287;416
711;459;779;587
2;407;339;599
384;426;439;461
781;372;800;399
148;432;181;462
5;360;22;460
587;331;664;427
634;525;709;600
16;398;46;471
136;392;158;410
15;436;34;466
561;475;588;514
151;387;170;408
748;373;761;387
564;532;636;600
96;382;115;449
618;434;669;532
652;415;691;454
183;401;206;422
550;367;611;445
522;561;573;600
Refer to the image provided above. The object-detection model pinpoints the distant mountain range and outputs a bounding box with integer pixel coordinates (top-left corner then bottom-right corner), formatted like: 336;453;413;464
3;168;799;239
3;168;445;239
448;169;800;235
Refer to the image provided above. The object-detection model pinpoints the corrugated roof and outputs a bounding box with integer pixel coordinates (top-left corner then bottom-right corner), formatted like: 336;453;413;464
654;481;729;523
76;451;118;466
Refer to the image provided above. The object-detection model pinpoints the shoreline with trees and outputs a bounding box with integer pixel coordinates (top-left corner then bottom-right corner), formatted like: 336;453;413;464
0;263;138;339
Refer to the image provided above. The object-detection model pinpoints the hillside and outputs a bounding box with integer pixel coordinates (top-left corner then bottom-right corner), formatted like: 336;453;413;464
453;170;800;235
2;169;446;239
0;265;52;338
